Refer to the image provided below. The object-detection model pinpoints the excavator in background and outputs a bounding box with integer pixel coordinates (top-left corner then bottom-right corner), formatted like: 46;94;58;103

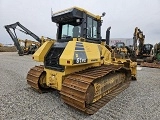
4;22;54;56
141;42;160;68
26;7;137;114
111;27;153;63
133;27;153;64
154;42;160;62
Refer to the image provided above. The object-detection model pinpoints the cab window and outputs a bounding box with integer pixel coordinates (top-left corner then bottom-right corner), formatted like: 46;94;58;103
87;17;98;39
61;24;81;39
93;20;97;38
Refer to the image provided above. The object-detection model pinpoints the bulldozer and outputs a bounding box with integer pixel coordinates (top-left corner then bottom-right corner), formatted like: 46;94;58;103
26;7;137;114
133;27;153;64
112;42;129;59
141;42;160;68
4;22;54;56
108;28;134;61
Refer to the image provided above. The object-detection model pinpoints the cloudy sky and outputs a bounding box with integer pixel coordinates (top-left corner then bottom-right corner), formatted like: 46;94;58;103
0;0;160;45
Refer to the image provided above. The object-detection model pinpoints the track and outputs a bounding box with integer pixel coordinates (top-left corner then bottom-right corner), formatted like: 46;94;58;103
141;62;160;69
26;64;131;114
60;65;131;114
26;65;44;93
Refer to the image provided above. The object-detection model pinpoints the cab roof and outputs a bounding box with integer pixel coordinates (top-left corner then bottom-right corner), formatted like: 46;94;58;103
51;6;101;23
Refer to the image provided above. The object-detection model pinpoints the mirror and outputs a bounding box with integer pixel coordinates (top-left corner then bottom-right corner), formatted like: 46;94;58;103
101;12;106;17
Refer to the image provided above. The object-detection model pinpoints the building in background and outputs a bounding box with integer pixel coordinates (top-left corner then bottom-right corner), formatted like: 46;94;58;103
110;38;133;47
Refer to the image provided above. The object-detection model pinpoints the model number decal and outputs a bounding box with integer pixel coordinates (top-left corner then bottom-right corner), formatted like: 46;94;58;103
73;50;87;64
76;57;87;64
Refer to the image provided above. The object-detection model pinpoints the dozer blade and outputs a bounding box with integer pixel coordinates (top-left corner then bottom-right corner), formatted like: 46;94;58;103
60;65;131;115
140;62;160;69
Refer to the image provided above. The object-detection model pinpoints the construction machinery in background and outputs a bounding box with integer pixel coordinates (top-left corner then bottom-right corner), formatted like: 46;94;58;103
26;7;137;114
4;22;54;56
0;43;3;47
18;39;40;54
154;42;160;62
111;42;135;59
108;28;134;61
141;42;160;68
106;27;135;61
110;27;154;63
110;38;133;47
133;27;154;64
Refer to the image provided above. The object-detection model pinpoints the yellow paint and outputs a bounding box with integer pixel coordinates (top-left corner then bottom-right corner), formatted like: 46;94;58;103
83;42;101;63
100;45;112;64
45;62;100;90
33;41;54;62
27;6;138;110
74;6;101;20
42;39;137;91
130;62;137;77
59;41;76;65
60;41;101;66
52;38;137;91
45;68;64;90
112;57;137;79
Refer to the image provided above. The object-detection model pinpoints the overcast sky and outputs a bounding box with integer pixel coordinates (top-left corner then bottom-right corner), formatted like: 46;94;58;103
0;0;160;45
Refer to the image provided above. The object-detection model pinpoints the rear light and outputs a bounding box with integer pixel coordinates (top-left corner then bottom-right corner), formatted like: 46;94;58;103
67;60;70;64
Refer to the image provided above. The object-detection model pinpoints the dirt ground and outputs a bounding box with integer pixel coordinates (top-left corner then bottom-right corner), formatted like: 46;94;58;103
0;46;17;52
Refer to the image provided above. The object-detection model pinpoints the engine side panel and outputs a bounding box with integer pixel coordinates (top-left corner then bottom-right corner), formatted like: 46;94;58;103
60;41;101;66
44;42;67;72
33;41;54;62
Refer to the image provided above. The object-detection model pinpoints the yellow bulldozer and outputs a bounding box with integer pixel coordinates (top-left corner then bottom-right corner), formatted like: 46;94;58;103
27;7;137;114
112;42;129;59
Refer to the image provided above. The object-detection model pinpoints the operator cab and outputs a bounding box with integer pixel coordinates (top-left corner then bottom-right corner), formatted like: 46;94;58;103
143;44;153;55
116;42;125;48
51;7;102;43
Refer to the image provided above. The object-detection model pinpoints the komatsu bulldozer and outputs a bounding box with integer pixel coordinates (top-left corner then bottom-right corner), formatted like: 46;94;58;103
27;7;137;114
112;42;129;58
107;27;135;61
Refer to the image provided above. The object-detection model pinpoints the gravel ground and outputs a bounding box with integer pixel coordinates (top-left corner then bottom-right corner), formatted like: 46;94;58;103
0;52;160;120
